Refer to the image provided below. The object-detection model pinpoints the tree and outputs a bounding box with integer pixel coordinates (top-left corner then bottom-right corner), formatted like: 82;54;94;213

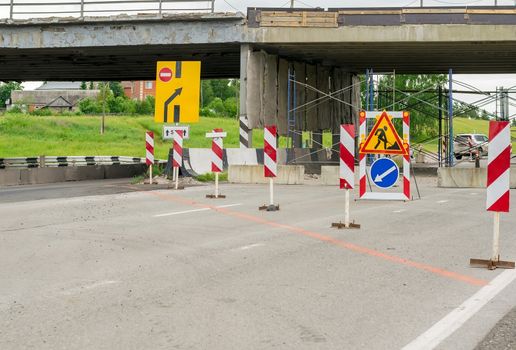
89;81;94;90
200;79;240;117
80;81;87;90
201;80;214;107
109;81;125;98
0;82;22;108
375;74;447;140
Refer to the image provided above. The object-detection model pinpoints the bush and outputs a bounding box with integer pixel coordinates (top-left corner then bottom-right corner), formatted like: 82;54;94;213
200;106;216;118
207;97;226;117
30;108;53;116
223;97;238;118
6;105;23;114
135;96;154;115
78;98;103;114
78;95;155;116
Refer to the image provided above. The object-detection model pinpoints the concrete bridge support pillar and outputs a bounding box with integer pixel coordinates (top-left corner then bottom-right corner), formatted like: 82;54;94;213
312;131;323;149
239;44;252;148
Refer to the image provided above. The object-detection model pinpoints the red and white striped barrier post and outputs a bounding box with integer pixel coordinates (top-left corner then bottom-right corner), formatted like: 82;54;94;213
332;124;360;229
471;120;514;270
206;128;227;199
260;125;279;211
359;112;367;198
172;129;184;190
402;111;411;200
146;131;154;185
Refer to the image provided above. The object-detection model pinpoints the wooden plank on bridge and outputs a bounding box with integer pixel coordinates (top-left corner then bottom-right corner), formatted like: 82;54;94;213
258;11;338;28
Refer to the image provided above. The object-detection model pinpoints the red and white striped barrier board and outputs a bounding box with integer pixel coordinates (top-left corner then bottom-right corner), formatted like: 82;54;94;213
173;130;183;168
340;124;355;189
211;128;224;173
486;121;511;212
146;131;154;166
264;125;277;178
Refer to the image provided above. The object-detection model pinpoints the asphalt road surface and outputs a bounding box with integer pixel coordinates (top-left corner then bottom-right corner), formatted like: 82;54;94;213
1;179;515;349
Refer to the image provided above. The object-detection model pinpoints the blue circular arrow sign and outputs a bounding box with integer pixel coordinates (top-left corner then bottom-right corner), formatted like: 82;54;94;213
370;158;399;189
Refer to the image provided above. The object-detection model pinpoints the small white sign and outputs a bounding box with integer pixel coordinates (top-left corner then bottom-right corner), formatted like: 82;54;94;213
206;132;227;138
163;125;190;140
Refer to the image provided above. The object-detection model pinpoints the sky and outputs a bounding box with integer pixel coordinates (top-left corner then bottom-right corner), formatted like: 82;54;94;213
6;0;515;118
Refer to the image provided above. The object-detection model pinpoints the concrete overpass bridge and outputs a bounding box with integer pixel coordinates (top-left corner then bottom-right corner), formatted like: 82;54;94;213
1;6;515;145
1;6;515;80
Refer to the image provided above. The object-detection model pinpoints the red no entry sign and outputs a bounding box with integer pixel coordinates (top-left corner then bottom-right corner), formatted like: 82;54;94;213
159;67;172;82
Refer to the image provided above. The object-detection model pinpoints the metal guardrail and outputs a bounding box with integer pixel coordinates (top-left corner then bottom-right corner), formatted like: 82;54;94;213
0;156;152;168
0;0;215;20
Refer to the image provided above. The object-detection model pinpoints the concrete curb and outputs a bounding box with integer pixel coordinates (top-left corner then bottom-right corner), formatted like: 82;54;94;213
0;164;146;186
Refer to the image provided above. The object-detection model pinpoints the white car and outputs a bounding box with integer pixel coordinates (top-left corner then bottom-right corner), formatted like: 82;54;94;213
453;134;489;160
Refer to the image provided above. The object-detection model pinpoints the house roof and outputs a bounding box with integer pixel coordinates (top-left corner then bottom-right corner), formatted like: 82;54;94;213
36;81;84;90
44;96;73;108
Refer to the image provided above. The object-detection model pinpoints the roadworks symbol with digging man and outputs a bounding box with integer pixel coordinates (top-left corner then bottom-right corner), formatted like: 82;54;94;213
360;111;408;156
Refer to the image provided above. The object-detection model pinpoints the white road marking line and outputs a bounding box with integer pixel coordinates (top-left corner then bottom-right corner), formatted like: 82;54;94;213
470;193;479;195
401;269;516;350
61;280;119;296
216;203;243;209
154;203;242;218
234;243;264;251
393;209;406;213
155;208;210;217
437;200;449;204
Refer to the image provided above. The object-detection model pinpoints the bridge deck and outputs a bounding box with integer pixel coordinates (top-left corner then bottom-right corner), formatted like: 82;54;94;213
0;7;514;80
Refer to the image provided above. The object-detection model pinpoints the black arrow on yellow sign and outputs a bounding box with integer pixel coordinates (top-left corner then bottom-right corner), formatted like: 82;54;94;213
164;87;182;123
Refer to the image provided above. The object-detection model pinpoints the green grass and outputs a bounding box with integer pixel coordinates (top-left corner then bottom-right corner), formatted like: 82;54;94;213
415;117;516;153
195;172;228;182
0;114;513;158
0;114;243;159
0;114;337;158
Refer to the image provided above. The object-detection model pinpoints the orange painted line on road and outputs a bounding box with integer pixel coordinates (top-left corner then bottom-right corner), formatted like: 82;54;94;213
149;191;488;287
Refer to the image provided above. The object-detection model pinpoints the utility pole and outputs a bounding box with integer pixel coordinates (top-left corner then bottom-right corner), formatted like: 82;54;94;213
101;82;106;135
420;0;423;7
291;0;294;8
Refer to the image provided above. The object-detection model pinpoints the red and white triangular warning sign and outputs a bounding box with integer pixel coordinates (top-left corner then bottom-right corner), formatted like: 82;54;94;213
360;111;408;155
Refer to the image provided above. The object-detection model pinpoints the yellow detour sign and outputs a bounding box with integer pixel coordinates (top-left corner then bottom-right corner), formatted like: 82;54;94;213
360;111;408;155
154;61;201;123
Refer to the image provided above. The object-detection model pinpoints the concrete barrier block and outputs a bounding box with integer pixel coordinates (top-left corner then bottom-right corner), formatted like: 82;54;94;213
0;169;21;186
438;168;487;188
228;165;304;185
65;166;104;181
1;164;147;186
36;168;67;184
321;166;339;186
19;169;33;185
104;164;146;179
321;166;361;186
